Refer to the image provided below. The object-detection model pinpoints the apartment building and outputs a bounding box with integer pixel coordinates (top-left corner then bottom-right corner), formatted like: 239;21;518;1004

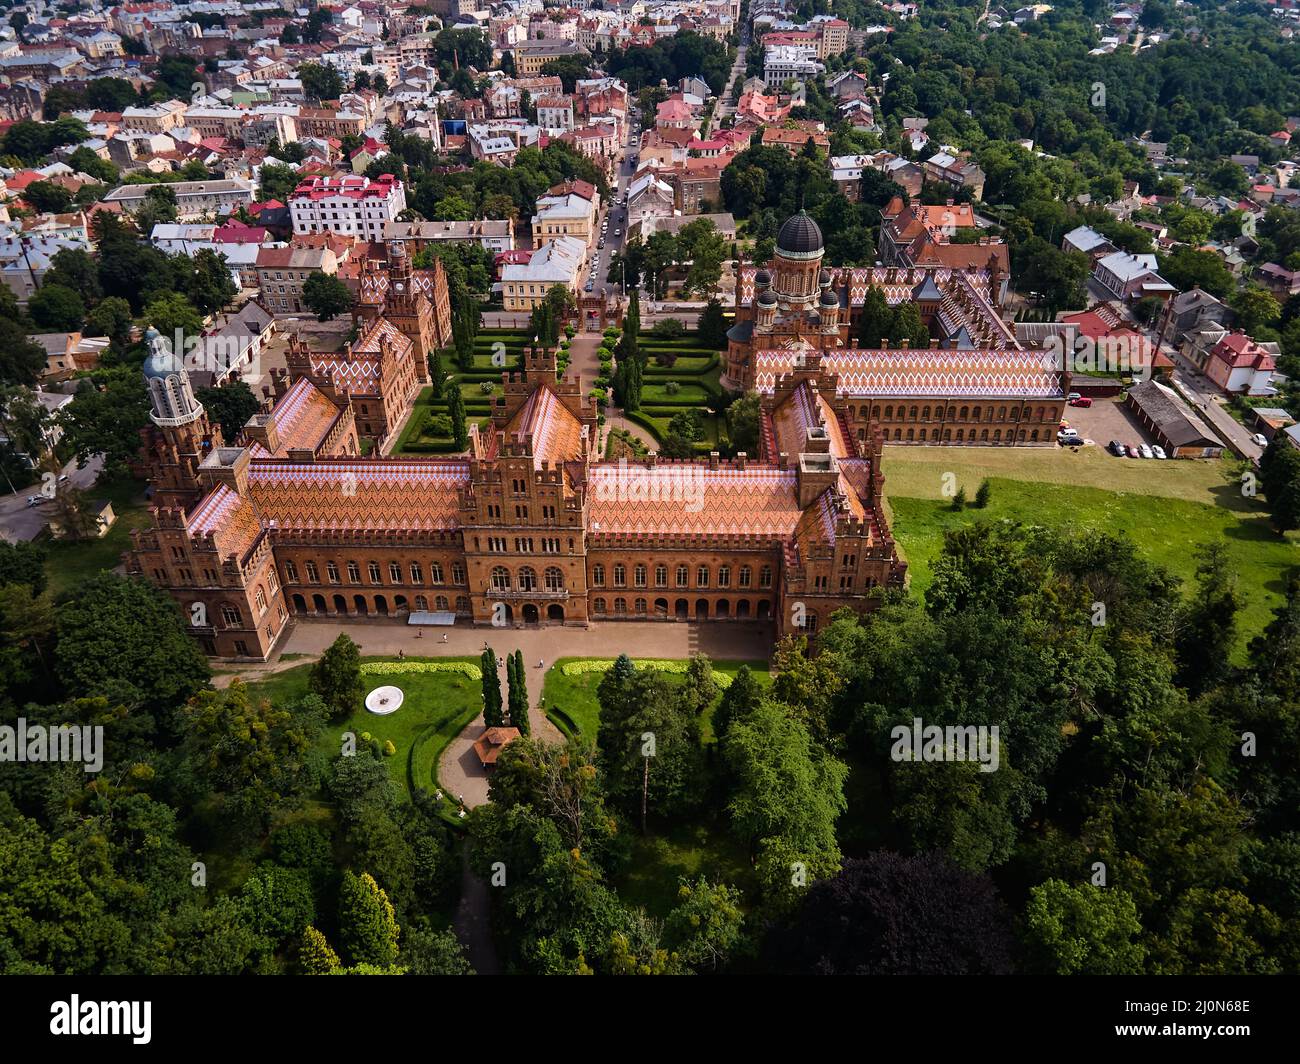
289;174;407;241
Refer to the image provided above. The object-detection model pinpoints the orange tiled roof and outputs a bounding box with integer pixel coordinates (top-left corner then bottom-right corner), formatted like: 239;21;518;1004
246;459;470;532
587;463;804;540
186;483;264;560
771;380;851;459
505;385;585;469
248;377;341;458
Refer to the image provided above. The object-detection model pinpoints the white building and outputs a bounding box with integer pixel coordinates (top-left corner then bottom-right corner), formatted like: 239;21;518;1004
288;174;406;241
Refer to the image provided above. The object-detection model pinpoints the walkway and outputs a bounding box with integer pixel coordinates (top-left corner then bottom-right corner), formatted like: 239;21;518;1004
452;844;500;974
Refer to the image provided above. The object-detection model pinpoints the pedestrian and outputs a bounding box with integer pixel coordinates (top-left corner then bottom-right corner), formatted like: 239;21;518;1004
442;632;448;643
398;648;404;660
416;628;422;639
537;658;544;669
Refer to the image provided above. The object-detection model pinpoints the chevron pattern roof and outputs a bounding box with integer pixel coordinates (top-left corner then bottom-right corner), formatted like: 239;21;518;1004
755;348;1066;397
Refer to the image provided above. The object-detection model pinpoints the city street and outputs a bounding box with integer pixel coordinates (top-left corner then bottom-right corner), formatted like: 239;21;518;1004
0;454;104;544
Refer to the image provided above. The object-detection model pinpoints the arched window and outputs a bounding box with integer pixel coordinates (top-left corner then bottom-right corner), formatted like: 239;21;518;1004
635;597;647;615
414;595;428;611
655;564;668;587
491;566;510;590
634;564;646;587
518;566;537;591
759;566;773;589
544;566;564;591
676;565;689;587
696;565;709;587
613;563;626;587
922;405;930;420
739;565;752;588
718;565;730;587
613;597;627;615
593;597;607;614
435;595;449;611
884;405;893;419
592;564;605;586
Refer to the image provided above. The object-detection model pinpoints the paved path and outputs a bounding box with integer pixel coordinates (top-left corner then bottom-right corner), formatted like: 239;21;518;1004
452;843;500;975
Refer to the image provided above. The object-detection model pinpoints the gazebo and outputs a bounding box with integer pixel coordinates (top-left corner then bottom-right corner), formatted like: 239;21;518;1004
473;726;521;769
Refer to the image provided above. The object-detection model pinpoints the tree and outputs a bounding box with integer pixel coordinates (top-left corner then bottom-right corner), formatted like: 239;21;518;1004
258;163;299;203
481;648;504;728
1173;543;1240;697
403;927;474;975
446;384;468;451
299;63;345;103
309;633;364;723
663;878;745;972
509;649;530;735
337;871;400;967
54;573;211;718
712;663;764;742
722;698;847;864
1230;285;1282;338
56;368;151;477
765;852;1016;975
180;248;238;315
856;286;893;347
1023;880;1146;975
195;381;259;442
43;249;102;305
696;298;728;349
22;180;73;214
427;350;447;399
28;285;85;331
144;292;203;343
299;926;341;974
0;320;48;387
302;273;354;322
725;392;761;455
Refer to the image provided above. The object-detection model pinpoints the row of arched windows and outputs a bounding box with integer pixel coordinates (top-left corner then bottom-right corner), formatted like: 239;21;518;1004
590;563;773;590
849;404;1057;423
888;427;1042;442
490;566;566;592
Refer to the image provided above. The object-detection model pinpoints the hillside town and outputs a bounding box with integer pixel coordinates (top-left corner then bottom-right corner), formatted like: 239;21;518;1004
1;0;1299;993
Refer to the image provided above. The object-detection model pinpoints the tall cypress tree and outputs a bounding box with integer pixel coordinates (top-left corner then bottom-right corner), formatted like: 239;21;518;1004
511;649;530;735
427;349;446;399
481;648;504;727
446;383;468;450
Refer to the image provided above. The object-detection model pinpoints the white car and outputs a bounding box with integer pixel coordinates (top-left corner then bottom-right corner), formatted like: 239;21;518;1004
1151;445;1167;459
1139;444;1154;459
1252;433;1268;447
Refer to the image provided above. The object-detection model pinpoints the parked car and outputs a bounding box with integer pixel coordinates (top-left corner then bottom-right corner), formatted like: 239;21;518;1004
1151;445;1167;459
1069;396;1093;408
1108;440;1127;457
584;281;594;292
614;228;622;237
1139;444;1154;459
1127;445;1142;458
1057;428;1080;444
1252;433;1269;447
25;495;42;507
1067;391;1081;402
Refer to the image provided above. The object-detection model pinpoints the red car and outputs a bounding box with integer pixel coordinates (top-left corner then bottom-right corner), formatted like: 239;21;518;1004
1069;396;1093;408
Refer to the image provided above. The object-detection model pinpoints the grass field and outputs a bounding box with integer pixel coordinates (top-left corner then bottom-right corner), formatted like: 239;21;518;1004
542;658;771;743
242;658;484;798
611;822;757;919
43;477;153;597
886;467;1300;656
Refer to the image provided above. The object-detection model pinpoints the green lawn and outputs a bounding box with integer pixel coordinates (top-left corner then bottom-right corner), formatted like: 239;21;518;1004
43;477;153;597
611;821;757;919
542;658;771;743
243;657;484;799
889;477;1300;657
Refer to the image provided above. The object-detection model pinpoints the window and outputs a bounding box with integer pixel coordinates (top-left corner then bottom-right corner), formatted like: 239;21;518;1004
545;567;564;591
718;565;730;588
284;560;298;582
654;564;667;588
739;565;751;588
759;566;773;589
518;566;537;591
368;562;382;583
435;595;449;611
696;566;709;588
491;566;511;591
676;565;688;588
592;564;605;586
634;564;646;587
411;563;423;584
452;564;465;584
220;604;243;627
346;561;361;583
255;587;267;615
613;564;626;587
593;597;607;614
613;597;627;616
430;562;443;584
415;595;428;611
326;561;340;583
389;562;402;583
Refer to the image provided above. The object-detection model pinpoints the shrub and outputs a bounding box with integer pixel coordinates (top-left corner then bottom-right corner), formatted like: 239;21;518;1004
654;351;679;367
664;380;681;395
479;381;494;395
426;414;453;437
558;658;735;688
652;317;686;339
359;660;481;679
382;740;396;757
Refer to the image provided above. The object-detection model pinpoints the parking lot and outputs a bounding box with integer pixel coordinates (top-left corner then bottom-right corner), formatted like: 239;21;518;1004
1060;397;1156;451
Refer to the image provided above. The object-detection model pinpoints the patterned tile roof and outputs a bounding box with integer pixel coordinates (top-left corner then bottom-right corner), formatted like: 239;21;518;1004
246;460;470;532
187;483;264;560
738;265;995;309
308;353;381;394
755;348;1066;398
505;385;585;469
248;377;341;458
587;464;803;539
771;380;851;458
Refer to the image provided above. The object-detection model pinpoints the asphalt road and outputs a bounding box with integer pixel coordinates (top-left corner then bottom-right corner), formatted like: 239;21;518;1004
0;453;105;544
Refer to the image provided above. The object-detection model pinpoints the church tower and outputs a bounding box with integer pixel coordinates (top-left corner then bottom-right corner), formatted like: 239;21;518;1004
381;241;434;379
139;327;222;511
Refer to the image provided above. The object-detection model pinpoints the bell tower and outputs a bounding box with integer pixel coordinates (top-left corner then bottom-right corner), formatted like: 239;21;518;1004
139;327;222;510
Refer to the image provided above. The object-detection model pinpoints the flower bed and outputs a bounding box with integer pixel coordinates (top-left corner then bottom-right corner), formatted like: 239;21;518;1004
360;660;482;679
558;659;733;688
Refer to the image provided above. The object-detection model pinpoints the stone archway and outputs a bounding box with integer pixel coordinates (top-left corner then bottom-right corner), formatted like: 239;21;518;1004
675;598;689;620
696;599;710;620
547;603;565;623
523;603;540;625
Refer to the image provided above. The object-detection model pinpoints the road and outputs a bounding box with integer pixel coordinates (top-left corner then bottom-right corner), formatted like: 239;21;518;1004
0;454;104;544
712;34;749;127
